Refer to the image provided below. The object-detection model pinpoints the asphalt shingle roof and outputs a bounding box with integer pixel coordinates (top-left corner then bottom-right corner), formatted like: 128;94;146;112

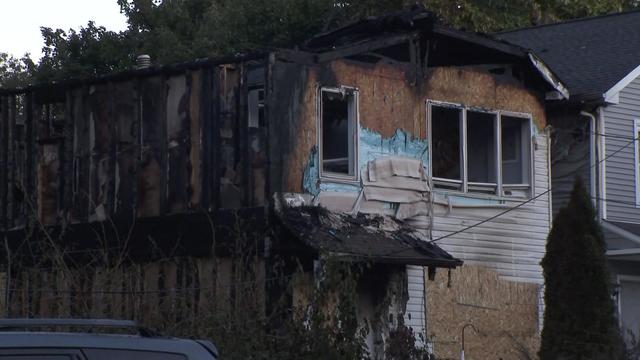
496;11;640;101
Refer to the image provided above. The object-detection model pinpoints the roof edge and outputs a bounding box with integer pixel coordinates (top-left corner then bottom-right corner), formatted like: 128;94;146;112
496;9;640;36
603;63;640;104
527;52;569;99
602;220;640;247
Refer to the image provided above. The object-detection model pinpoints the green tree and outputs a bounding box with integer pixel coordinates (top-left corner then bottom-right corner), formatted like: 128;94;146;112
35;21;134;84
540;178;626;360
3;0;640;88
0;53;34;88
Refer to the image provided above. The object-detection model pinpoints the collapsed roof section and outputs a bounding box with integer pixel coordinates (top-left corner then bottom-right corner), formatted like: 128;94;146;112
276;205;462;268
301;6;567;99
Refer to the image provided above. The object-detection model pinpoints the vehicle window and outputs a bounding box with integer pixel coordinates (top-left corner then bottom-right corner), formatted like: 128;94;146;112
83;349;187;360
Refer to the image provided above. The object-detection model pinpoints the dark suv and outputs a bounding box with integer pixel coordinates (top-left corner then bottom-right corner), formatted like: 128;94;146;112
0;319;218;359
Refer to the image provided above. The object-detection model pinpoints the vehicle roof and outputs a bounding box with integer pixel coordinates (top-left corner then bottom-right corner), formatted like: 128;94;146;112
0;332;215;359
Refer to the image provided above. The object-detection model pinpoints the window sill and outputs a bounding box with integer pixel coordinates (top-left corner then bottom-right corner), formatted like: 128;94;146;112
319;174;360;187
432;188;532;204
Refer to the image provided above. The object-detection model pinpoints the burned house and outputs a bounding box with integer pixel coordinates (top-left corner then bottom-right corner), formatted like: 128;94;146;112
0;8;564;359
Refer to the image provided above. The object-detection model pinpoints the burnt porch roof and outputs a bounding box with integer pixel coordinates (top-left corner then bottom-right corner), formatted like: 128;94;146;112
277;206;462;268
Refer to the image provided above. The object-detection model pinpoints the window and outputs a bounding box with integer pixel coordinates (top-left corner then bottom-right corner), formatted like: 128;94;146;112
319;87;358;180
248;87;265;128
501;115;531;196
431;106;462;189
467;111;498;194
83;349;187;360
429;101;532;197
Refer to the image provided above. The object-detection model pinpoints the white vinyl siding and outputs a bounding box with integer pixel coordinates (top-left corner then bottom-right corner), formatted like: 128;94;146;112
432;132;551;284
603;75;640;222
405;265;426;339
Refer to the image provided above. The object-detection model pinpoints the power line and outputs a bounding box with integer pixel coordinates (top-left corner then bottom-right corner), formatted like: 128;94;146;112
428;133;639;244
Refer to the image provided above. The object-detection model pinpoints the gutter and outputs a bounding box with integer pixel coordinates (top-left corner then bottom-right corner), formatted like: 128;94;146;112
607;248;640;257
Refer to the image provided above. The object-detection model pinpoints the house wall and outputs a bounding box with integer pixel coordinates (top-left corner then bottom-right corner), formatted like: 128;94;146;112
548;111;594;217
274;58;550;285
426;265;540;360
274;57;549;353
0;61;269;231
602;75;640;223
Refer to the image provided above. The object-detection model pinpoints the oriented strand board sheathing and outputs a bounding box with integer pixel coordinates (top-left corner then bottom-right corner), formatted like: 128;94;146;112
284;59;546;195
426;265;540;360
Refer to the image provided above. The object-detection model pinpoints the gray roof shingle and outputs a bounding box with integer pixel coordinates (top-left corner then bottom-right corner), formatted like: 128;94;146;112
496;11;640;101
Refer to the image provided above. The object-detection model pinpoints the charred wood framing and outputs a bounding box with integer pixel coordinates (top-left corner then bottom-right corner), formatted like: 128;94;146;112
211;66;222;210
107;82;117;218
200;67;213;210
316;33;419;63
113;80;139;222
238;63;250;206
263;54;274;204
61;89;75;221
1;96;8;229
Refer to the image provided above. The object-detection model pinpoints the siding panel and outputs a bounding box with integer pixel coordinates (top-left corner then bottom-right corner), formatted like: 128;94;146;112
434;133;551;284
604;75;640;223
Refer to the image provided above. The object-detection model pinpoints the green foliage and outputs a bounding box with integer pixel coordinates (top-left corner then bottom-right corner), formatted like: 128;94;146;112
0;53;34;88
2;0;640;87
35;21;135;84
385;321;432;360
540;178;626;360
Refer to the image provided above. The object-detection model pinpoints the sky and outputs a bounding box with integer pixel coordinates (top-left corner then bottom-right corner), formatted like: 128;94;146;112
0;0;128;60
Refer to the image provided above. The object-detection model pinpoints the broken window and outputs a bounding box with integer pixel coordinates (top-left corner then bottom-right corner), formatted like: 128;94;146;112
501;115;531;196
248;87;265;128
467;111;498;193
431;106;462;190
429;102;532;197
319;87;357;179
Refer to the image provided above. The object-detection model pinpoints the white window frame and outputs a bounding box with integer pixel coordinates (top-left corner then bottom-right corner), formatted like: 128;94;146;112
466;108;500;195
427;100;534;198
500;110;535;198
616;274;640;329
427;101;465;191
634;119;640;207
317;86;359;183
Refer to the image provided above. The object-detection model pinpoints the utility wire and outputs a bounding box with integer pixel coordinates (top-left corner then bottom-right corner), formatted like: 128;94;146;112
428;133;639;244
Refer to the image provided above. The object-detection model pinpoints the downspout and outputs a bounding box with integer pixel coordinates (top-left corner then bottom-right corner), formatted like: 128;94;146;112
597;107;607;220
580;110;600;208
580;108;605;219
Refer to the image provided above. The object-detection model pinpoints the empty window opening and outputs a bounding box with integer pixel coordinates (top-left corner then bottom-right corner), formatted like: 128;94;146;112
320;88;357;178
501;115;531;188
467;111;497;187
431;106;461;189
248;87;265;128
